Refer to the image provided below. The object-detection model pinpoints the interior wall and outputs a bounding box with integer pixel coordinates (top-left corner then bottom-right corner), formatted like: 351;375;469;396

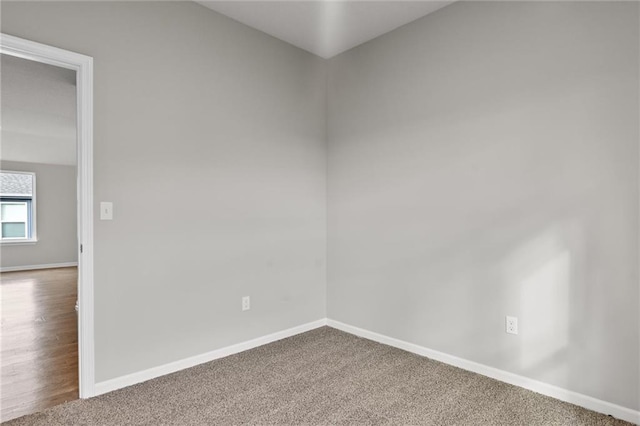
1;1;327;382
3;0;638;412
0;160;78;268
327;1;639;411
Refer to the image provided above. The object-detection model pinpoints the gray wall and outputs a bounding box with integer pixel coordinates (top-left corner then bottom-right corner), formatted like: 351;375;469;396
3;0;638;412
2;1;327;382
0;160;78;268
327;1;639;411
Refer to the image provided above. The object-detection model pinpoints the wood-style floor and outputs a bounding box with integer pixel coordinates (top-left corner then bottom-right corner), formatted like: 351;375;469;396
1;267;78;422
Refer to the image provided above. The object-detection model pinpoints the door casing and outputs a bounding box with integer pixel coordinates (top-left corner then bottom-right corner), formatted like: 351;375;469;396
1;33;96;398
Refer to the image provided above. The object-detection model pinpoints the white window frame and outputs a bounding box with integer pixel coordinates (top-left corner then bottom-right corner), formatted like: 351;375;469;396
0;170;37;244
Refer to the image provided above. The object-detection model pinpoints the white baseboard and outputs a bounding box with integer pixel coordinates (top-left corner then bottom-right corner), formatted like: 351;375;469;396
0;262;78;272
326;319;640;425
91;317;639;424
94;318;328;397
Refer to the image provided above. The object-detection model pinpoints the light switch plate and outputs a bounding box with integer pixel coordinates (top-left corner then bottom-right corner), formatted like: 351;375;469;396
100;202;113;220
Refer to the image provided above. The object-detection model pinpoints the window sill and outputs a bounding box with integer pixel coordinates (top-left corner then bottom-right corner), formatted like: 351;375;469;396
0;239;38;246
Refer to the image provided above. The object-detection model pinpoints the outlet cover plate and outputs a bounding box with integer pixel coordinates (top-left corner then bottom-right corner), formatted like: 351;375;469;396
242;296;250;311
506;316;518;335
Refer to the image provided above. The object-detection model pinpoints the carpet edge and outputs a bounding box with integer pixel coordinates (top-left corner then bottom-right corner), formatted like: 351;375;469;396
326;319;640;425
94;318;328;397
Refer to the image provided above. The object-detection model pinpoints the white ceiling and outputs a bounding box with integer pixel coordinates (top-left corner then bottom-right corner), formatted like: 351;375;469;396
197;1;453;59
1;54;77;166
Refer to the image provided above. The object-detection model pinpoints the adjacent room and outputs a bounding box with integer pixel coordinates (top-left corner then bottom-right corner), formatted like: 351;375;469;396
0;55;79;421
0;1;638;425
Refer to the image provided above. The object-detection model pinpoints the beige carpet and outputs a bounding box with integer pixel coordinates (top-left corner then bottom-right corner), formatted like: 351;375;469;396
5;327;632;425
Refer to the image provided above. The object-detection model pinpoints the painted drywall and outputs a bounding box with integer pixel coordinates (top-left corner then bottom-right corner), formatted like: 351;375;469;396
1;1;327;382
0;160;78;268
327;1;639;411
3;0;638;413
1;54;78;166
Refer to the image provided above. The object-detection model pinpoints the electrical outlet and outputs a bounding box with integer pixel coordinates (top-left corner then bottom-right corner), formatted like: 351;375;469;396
242;296;250;311
506;316;518;335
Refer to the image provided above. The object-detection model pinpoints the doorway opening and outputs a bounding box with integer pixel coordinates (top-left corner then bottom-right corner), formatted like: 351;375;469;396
0;34;94;421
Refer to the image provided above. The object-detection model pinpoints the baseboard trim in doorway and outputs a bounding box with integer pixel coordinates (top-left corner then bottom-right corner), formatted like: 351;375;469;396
0;262;78;272
94;318;328;397
326;319;640;425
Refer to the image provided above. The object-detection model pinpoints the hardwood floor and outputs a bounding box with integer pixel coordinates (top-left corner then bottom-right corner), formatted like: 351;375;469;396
1;267;78;422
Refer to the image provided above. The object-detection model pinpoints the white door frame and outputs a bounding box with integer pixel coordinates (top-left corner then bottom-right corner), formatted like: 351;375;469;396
1;33;95;398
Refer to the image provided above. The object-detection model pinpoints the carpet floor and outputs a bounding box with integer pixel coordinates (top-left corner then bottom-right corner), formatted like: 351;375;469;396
4;327;633;425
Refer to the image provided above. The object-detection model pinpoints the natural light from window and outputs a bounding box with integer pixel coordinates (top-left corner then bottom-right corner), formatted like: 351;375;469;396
502;229;571;387
0;171;36;242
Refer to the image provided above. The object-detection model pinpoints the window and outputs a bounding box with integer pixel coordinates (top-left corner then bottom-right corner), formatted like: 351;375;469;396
0;171;36;242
